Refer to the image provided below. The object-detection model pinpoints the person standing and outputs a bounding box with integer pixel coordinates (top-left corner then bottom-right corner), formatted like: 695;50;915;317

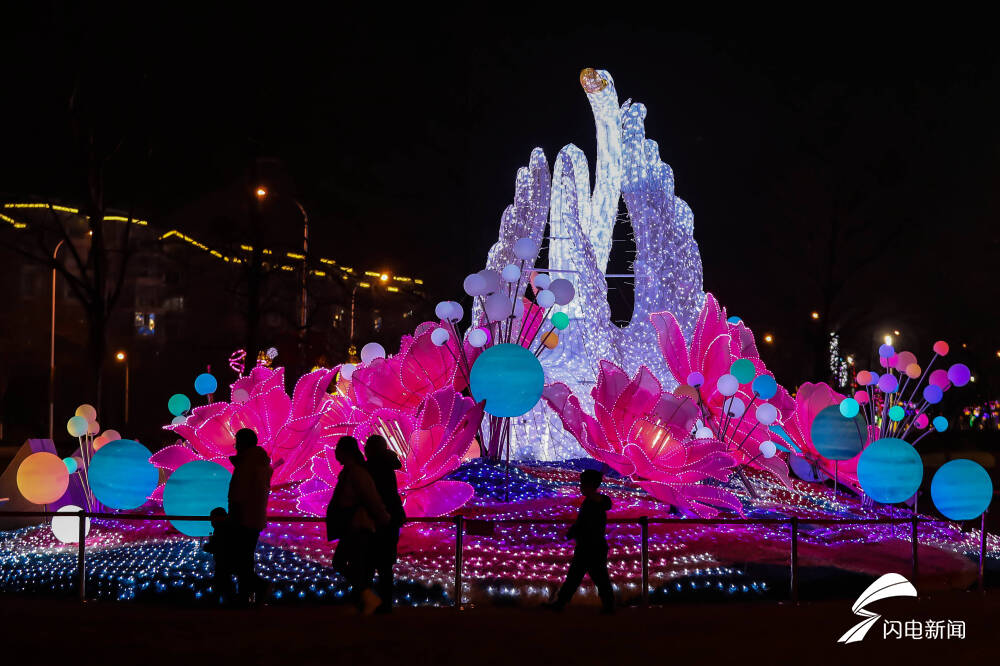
364;435;405;613
546;469;615;613
227;428;273;605
326;436;390;614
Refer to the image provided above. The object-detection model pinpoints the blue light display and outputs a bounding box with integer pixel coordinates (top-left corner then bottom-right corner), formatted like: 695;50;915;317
857;438;923;504
810;405;865;461
470;343;544;417
89;439;159;510
162;461;232;537
930;459;993;520
751;375;777;400
193;373;218;396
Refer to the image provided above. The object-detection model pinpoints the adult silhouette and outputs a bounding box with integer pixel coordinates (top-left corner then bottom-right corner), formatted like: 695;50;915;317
364;435;405;613
227;428;272;604
326;436;389;614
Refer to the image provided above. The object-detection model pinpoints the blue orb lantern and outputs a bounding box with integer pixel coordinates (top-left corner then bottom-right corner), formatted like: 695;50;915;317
470;343;544;417
168;393;191;416
194;373;218;396
930;459;993;521
751;375;777;400
857;437;923;504
163;461;232;537
810;404;866;461
89;439;159;509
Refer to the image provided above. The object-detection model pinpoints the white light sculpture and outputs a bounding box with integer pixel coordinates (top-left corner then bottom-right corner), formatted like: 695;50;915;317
477;68;706;460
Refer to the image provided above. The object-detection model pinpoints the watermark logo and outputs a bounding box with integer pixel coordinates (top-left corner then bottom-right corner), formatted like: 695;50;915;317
837;573;966;643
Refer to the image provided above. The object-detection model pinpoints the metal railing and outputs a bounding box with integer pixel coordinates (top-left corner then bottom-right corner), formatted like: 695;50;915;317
0;510;990;605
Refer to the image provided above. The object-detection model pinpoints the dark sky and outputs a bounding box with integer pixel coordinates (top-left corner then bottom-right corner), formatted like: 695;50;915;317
3;9;998;393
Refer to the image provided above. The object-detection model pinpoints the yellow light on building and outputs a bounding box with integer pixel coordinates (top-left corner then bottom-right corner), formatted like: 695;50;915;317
810;311;819;320
763;334;774;344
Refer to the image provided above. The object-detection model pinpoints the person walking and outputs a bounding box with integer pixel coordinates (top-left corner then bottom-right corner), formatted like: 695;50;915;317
364;435;405;613
545;469;615;613
227;428;273;605
326;436;390;614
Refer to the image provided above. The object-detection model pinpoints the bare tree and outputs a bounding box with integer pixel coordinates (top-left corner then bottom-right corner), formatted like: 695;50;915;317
0;75;145;410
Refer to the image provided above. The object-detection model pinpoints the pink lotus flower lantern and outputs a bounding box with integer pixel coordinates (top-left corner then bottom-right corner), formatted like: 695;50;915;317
544;361;741;517
296;387;484;518
651;293;795;488
349;322;466;413
156;366;341;486
778;382;863;493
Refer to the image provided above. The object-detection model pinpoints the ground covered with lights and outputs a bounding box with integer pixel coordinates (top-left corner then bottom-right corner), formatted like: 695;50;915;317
2;460;997;606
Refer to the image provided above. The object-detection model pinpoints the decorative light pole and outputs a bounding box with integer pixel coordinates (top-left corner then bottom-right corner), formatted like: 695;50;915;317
49;239;66;440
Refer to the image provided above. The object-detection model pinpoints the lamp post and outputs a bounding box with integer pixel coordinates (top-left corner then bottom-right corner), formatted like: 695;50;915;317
293;199;309;333
255;187;309;332
115;351;129;425
49;239;66;440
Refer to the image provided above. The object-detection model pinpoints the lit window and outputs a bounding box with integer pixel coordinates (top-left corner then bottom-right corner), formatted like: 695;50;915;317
134;313;156;336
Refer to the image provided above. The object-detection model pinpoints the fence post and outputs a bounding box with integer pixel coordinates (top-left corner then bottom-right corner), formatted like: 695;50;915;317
979;511;987;594
454;516;464;608
640;516;649;607
790;517;799;605
77;510;86;602
910;515;918;585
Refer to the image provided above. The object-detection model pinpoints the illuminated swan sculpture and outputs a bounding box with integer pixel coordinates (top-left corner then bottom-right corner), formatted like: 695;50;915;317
480;68;706;460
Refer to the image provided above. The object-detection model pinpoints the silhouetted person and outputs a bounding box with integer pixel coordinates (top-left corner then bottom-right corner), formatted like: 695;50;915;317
326;436;390;614
228;428;273;605
546;469;615;613
202;507;237;600
364;434;405;613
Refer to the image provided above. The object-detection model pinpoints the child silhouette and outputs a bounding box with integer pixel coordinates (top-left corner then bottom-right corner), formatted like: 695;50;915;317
546;469;615;613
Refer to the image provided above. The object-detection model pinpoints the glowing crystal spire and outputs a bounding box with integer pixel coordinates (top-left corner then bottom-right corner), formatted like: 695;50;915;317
478;68;706;460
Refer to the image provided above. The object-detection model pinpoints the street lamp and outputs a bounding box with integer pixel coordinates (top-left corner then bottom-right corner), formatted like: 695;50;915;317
115;351;129;425
256;185;309;333
810;311;820;320
763;334;774;344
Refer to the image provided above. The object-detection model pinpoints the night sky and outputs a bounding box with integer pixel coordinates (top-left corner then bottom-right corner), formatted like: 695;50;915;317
4;9;998;392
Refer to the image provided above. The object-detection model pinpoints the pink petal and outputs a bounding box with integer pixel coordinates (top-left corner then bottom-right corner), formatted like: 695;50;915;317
402;481;474;517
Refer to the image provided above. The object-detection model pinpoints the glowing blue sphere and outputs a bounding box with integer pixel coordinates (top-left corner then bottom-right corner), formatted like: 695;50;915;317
89;439;159;509
168;393;191;416
470;343;544;417
729;359;755;385
923;385;943;404
932;416;948;432
888;405;905;422
931;459;993;520
839;398;860;418
163;461;231;537
194;373;218;396
62;457;78;474
857;438;923;504
810;404;866;461
751;375;777;400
